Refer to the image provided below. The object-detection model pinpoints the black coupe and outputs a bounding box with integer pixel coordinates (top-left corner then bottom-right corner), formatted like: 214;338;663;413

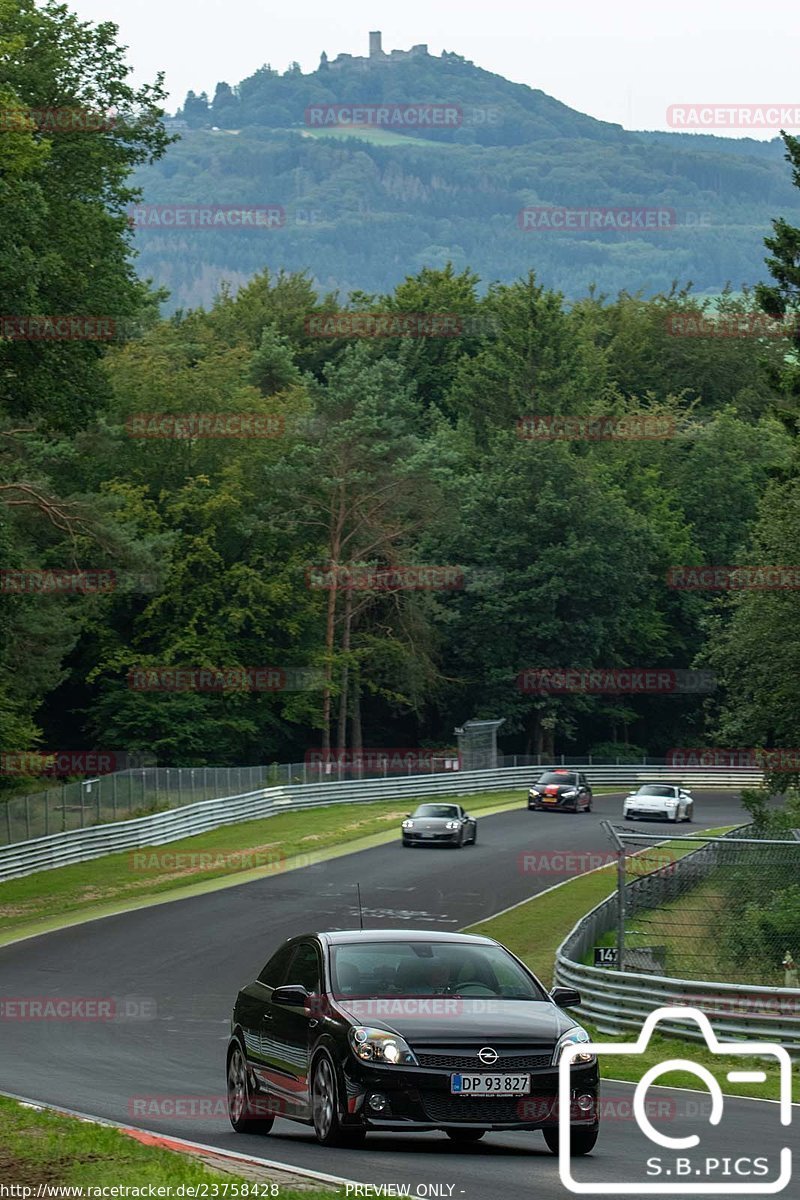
227;929;599;1152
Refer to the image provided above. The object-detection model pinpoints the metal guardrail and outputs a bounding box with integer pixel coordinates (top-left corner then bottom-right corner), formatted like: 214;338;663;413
0;754;763;847
0;764;764;884
553;829;800;1051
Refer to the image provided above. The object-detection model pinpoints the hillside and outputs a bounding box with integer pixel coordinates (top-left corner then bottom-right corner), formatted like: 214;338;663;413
129;41;800;310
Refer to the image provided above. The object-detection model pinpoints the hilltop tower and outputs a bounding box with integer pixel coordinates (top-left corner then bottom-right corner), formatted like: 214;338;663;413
369;31;385;59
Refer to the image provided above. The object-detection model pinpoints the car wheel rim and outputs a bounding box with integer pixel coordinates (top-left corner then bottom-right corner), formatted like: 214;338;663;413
228;1048;246;1123
313;1059;335;1139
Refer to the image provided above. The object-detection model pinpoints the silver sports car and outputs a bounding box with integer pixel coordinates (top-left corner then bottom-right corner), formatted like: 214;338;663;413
401;803;478;848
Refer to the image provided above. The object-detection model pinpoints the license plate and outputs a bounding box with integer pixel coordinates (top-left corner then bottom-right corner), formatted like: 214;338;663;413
542;797;557;803
421;831;435;838
450;1073;530;1095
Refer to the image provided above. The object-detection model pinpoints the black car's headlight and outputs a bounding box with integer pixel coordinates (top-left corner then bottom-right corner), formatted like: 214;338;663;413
348;1027;418;1065
561;789;578;799
402;819;415;829
529;789;540;798
553;1026;594;1066
445;820;460;830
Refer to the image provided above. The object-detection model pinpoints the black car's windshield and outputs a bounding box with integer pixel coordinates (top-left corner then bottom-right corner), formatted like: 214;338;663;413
330;941;547;1001
411;804;459;818
637;785;675;797
536;772;577;786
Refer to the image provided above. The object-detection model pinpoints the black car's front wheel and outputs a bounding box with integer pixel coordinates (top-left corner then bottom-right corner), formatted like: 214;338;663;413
227;1042;274;1134
311;1054;365;1148
445;1128;486;1143
542;1126;598;1155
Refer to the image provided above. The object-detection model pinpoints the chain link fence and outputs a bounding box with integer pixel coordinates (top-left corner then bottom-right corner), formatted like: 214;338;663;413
0;752;749;848
605;825;800;989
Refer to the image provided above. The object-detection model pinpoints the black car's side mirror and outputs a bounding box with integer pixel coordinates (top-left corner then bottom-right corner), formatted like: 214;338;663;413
550;986;581;1008
272;984;310;1007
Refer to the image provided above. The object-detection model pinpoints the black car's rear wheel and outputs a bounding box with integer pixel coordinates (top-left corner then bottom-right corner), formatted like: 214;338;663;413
445;1128;486;1143
542;1126;598;1155
227;1043;274;1134
311;1054;365;1147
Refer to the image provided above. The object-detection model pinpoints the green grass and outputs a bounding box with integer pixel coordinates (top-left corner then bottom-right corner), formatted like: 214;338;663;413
468;824;800;1103
579;1022;799;1103
467;826;728;988
0;1094;339;1194
0;790;525;943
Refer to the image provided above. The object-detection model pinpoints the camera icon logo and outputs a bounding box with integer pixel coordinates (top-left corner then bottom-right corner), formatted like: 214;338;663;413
558;1006;793;1195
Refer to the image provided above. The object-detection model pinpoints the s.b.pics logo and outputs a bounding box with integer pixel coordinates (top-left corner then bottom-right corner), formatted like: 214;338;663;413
558;1007;792;1195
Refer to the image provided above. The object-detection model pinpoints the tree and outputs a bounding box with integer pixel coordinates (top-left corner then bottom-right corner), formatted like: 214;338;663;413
262;343;441;752
0;0;171;776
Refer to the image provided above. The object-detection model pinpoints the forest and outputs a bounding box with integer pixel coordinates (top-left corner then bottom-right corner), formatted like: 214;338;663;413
3;0;800;794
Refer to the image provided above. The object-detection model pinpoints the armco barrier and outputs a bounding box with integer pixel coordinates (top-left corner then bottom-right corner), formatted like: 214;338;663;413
0;764;763;884
553;828;800;1052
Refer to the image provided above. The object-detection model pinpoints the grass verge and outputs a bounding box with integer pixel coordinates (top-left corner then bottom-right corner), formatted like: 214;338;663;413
0;1094;340;1194
0;790;526;944
467;826;800;1103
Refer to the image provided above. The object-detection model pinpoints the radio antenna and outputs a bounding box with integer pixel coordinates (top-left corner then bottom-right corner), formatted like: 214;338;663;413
356;882;364;930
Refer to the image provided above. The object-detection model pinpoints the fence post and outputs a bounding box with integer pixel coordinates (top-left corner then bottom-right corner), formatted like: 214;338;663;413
112;773;117;821
5;800;11;843
45;789;49;836
96;782;101;825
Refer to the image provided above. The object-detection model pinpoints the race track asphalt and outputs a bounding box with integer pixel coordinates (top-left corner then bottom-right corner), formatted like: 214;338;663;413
0;790;792;1198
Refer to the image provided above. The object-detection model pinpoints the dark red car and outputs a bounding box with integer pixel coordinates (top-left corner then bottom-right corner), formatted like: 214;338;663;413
527;770;593;812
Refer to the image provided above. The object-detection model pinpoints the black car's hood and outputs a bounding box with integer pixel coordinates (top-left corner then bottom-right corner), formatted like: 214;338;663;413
336;997;576;1042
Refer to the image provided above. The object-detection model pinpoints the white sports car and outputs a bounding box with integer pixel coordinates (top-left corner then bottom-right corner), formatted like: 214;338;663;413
623;784;694;823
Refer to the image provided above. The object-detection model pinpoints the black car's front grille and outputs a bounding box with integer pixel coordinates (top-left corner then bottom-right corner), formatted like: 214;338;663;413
420;1093;530;1124
416;1051;552;1070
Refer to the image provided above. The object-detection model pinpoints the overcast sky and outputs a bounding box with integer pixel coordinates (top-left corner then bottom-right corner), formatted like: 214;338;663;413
67;0;798;140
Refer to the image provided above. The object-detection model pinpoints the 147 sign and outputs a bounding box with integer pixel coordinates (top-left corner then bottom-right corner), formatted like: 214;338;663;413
594;946;619;966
